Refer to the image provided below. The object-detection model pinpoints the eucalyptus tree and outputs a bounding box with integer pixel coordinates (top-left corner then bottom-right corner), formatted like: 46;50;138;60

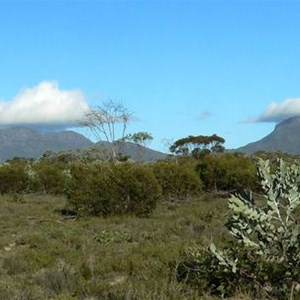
80;100;131;162
123;132;153;162
124;132;153;147
169;134;225;158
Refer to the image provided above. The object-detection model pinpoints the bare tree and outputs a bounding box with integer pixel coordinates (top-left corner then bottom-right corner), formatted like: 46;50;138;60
80;99;131;161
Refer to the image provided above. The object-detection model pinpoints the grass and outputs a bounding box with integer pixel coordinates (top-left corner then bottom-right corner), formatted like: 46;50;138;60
0;194;247;299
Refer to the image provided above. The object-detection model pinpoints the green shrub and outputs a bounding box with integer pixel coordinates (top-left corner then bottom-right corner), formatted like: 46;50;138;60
178;158;300;299
0;163;30;194
31;162;70;194
197;152;258;192
151;159;202;201
66;162;162;216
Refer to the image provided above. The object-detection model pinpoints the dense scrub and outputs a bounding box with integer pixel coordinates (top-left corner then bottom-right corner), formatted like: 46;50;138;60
0;152;265;197
31;161;70;194
0;156;204;216
66;162;162;216
1;150;300;298
0;163;29;194
151;158;202;201
198;152;258;192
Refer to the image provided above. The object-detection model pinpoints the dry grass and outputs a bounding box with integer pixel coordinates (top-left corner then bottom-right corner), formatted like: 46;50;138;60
0;194;249;299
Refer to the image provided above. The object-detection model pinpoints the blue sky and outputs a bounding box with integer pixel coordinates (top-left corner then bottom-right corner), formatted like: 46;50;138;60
1;1;300;152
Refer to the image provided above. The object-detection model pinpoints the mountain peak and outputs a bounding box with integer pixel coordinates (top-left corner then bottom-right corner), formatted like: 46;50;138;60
275;116;300;128
238;116;300;155
0;127;93;161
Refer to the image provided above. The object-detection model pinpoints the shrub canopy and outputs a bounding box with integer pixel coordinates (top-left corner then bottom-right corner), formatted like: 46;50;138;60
67;162;162;216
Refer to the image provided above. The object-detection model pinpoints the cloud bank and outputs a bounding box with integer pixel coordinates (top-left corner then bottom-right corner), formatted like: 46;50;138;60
248;98;300;123
0;81;90;128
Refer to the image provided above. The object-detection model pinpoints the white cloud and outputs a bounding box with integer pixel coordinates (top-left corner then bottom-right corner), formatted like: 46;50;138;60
0;81;90;128
248;98;300;123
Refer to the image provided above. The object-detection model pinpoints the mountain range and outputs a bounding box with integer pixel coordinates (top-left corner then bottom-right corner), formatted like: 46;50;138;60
237;116;300;155
1;116;300;162
0;127;93;161
0;126;166;162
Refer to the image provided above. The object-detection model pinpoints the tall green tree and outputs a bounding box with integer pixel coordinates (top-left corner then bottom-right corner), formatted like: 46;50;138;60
169;134;225;158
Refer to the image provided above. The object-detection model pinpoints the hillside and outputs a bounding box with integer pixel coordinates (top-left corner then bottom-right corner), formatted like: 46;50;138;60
0;127;93;161
0;126;166;162
238;116;300;154
95;141;167;162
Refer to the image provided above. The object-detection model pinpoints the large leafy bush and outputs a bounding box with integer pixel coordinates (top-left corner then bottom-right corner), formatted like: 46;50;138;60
0;163;30;194
197;152;257;192
177;158;300;299
151;159;202;201
66;162;161;216
30;161;70;194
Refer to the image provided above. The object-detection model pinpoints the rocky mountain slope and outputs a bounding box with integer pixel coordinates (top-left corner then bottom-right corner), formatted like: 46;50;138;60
238;116;300;154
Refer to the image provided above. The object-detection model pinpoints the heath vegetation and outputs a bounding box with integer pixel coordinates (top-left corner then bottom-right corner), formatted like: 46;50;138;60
0;135;300;299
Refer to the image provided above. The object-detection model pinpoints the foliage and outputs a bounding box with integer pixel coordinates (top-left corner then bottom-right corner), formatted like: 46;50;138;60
66;162;162;216
30;161;70;194
0;163;30;194
123;131;154;161
169;134;225;158
152;159;202;201
124;131;153;146
178;158;300;299
198;153;258;192
41;151;78;165
253;150;300;167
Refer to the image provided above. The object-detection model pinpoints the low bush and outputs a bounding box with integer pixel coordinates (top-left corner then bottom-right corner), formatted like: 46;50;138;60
66;162;162;216
151;159;202;201
0;163;29;194
30;162;70;194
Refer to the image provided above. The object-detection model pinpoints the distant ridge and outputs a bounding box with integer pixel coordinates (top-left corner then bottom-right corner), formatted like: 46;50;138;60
96;141;167;162
0;126;93;161
237;116;300;154
0;126;167;162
